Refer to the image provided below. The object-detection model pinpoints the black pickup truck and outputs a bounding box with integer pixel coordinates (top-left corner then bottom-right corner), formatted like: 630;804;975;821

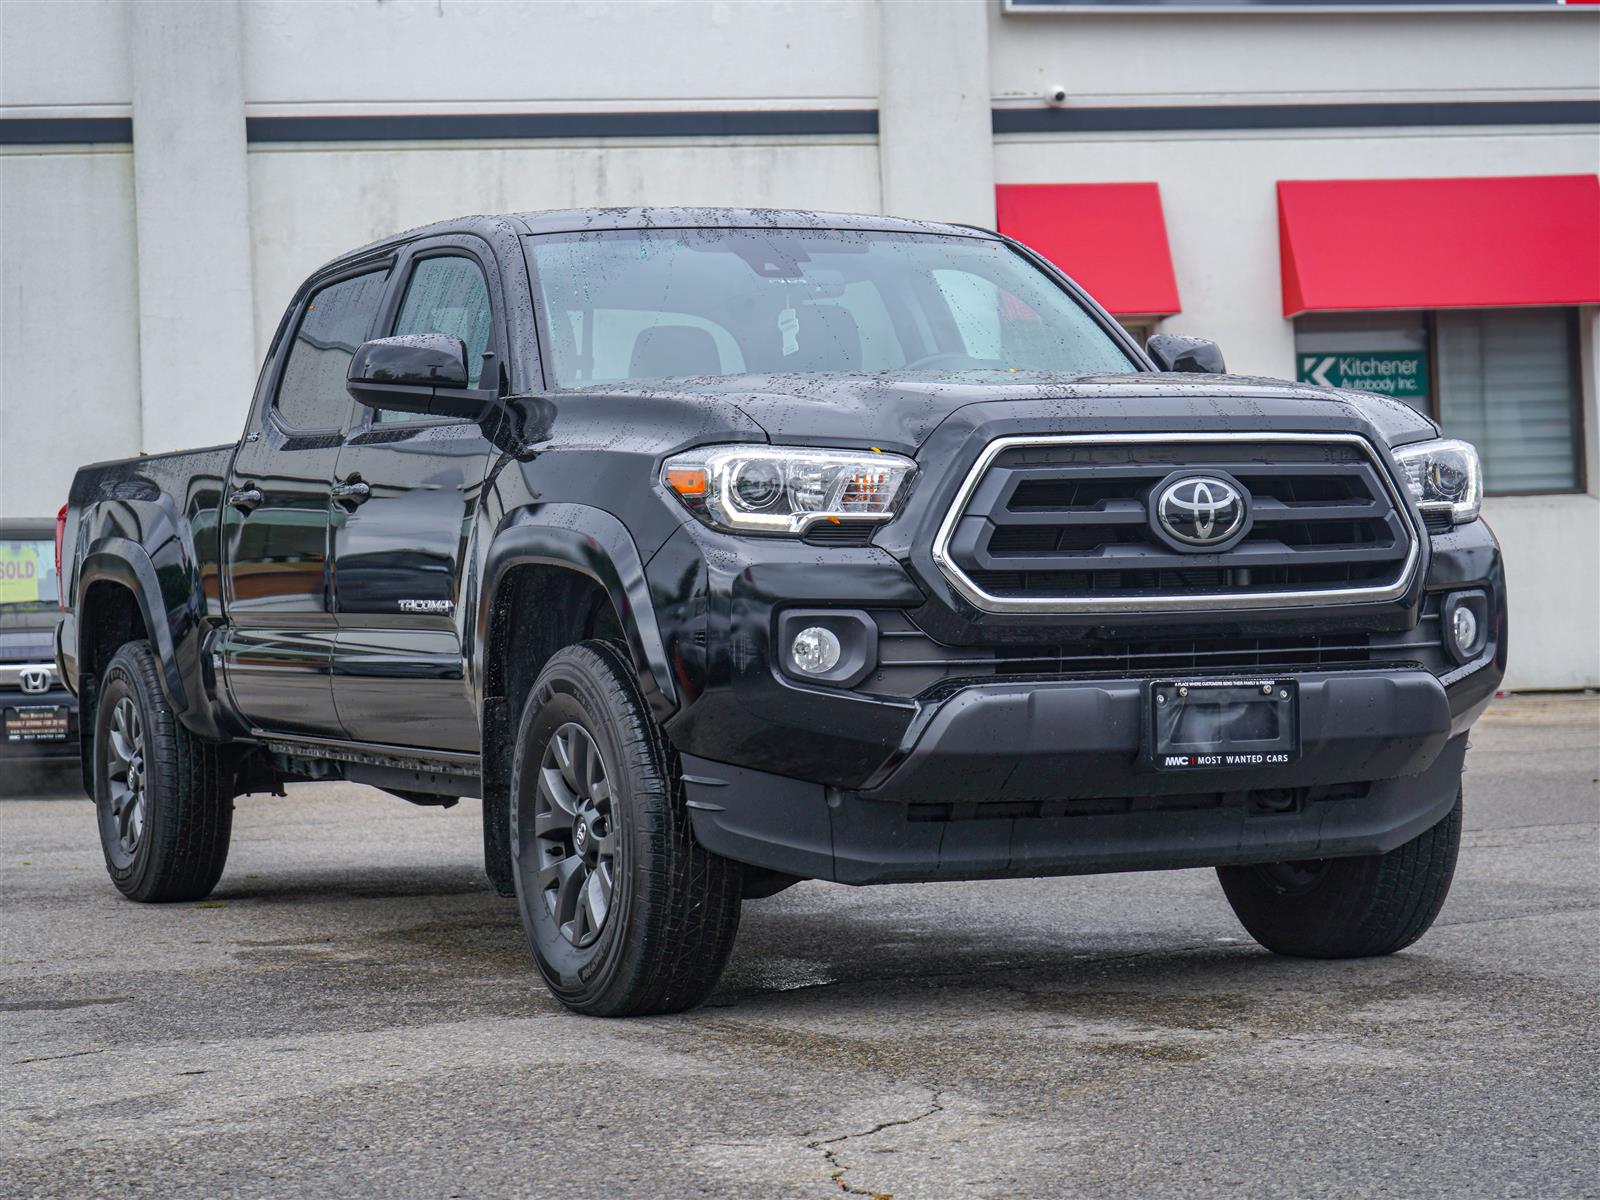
58;208;1505;1016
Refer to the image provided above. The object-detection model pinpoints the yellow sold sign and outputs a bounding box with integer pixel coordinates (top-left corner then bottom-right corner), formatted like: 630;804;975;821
0;541;51;605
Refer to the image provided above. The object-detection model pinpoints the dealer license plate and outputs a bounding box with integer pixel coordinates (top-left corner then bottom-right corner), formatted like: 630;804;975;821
1149;680;1298;771
6;705;68;742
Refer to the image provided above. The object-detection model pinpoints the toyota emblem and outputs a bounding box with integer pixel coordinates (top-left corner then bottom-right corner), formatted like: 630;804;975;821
20;667;51;695
1154;475;1249;549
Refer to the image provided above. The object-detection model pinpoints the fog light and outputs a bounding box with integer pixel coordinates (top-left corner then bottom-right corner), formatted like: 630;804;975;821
791;626;842;675
1451;605;1479;657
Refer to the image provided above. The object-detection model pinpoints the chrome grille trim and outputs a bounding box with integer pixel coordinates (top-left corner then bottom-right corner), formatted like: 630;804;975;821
0;661;57;690
930;432;1423;614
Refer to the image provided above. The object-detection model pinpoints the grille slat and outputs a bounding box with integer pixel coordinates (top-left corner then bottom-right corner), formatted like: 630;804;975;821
934;434;1419;612
858;601;1446;700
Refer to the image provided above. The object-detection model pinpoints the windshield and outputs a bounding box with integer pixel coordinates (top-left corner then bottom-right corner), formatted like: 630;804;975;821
526;228;1137;388
0;539;57;621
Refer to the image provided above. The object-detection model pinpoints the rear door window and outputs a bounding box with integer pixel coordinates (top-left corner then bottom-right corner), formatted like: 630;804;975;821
274;271;388;431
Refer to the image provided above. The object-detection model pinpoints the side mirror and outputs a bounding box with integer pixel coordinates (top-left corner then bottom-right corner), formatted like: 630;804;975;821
346;334;489;419
1147;334;1226;375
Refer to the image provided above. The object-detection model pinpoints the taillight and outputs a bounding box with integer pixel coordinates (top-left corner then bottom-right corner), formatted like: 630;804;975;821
55;503;68;610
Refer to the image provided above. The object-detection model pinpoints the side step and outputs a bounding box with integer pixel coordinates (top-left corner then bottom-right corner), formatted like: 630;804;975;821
253;729;482;799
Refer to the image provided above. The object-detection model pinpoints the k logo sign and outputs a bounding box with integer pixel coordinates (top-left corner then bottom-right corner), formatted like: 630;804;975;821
1298;351;1428;399
1302;355;1339;387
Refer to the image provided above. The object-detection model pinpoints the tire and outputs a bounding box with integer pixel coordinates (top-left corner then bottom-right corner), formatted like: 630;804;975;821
1217;790;1462;958
93;640;233;902
509;640;743;1016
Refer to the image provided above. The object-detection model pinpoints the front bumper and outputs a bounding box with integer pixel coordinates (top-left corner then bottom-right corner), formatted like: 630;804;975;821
646;491;1504;884
684;732;1468;885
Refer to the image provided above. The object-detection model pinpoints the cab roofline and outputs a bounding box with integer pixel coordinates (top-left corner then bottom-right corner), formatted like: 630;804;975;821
327;208;1000;272
507;207;997;239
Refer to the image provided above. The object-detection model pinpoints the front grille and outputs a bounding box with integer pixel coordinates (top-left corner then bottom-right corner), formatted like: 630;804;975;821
858;602;1447;700
802;519;879;547
933;434;1419;613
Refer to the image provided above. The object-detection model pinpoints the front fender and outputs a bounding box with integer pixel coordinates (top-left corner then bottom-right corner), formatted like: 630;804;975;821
478;503;679;721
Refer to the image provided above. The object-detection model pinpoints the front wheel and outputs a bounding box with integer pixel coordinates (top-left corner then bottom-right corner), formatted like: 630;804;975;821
1217;790;1462;958
509;641;743;1016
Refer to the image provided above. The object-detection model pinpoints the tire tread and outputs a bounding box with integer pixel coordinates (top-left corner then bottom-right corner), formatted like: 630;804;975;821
99;641;232;903
513;640;741;1016
1217;792;1462;959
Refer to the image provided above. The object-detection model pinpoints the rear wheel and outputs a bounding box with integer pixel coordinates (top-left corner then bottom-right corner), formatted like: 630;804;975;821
1217;790;1462;958
510;641;742;1016
93;641;233;902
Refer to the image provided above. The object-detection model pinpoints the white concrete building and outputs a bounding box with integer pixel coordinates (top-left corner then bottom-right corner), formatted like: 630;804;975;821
1;0;1596;688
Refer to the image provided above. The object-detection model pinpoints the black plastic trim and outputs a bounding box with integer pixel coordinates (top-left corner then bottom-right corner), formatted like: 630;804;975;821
246;110;880;142
993;100;1600;134
10;100;1592;147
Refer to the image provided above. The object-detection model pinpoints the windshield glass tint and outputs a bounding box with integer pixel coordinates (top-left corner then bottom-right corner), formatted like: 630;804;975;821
0;539;57;610
527;229;1136;388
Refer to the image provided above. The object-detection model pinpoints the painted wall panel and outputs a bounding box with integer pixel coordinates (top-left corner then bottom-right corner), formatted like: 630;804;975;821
0;0;130;109
245;140;881;353
994;131;1600;379
241;0;879;108
988;8;1600;105
0;151;142;518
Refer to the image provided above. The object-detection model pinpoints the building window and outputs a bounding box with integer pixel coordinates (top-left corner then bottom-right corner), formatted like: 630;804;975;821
1116;319;1156;349
1295;308;1583;495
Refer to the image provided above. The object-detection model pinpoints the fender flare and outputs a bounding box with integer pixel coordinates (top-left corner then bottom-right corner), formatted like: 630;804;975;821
76;539;191;714
479;504;679;721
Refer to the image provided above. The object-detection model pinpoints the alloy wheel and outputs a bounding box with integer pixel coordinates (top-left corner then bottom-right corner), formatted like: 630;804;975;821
1255;859;1331;895
533;722;617;948
103;696;148;862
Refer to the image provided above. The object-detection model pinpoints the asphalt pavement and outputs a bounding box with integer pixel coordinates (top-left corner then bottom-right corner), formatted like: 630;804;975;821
2;694;1596;1199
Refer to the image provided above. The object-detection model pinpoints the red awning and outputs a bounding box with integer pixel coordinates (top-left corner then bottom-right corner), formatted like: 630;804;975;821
995;183;1181;317
1278;174;1600;317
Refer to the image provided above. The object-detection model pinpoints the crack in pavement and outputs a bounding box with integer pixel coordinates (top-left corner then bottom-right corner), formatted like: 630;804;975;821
726;941;1228;1009
806;1091;945;1199
1435;905;1600;930
10;1049;107;1067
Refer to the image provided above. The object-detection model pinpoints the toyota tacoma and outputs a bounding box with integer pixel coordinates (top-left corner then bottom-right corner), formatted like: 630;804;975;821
56;209;1505;1015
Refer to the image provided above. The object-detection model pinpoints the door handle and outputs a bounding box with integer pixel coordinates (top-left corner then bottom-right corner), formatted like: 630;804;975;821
331;478;371;507
228;486;264;514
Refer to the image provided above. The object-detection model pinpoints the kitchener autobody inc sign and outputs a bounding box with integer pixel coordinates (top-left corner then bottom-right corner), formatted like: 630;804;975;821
1297;350;1428;400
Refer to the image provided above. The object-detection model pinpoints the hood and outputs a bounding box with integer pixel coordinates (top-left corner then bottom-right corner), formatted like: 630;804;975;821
567;370;1438;455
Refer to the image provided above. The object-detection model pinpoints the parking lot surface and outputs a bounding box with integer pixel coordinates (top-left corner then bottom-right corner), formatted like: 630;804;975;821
2;694;1596;1199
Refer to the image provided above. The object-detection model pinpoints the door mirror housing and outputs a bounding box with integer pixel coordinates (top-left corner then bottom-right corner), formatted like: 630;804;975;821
1147;334;1226;375
346;334;489;419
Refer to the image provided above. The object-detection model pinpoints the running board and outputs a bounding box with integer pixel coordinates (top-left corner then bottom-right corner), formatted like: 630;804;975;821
253;729;480;777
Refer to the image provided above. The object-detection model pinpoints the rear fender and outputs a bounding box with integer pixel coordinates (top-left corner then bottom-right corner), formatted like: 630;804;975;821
76;536;237;742
77;541;189;713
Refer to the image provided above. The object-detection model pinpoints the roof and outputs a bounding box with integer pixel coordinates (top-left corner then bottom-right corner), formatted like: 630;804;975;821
330;208;998;273
507;207;992;238
0;520;55;538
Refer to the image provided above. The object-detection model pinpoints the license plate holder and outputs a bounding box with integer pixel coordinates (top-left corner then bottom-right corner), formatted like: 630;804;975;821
6;705;68;742
1148;680;1298;771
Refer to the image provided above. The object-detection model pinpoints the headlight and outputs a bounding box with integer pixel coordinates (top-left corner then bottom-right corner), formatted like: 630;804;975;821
1393;438;1482;526
661;445;916;535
